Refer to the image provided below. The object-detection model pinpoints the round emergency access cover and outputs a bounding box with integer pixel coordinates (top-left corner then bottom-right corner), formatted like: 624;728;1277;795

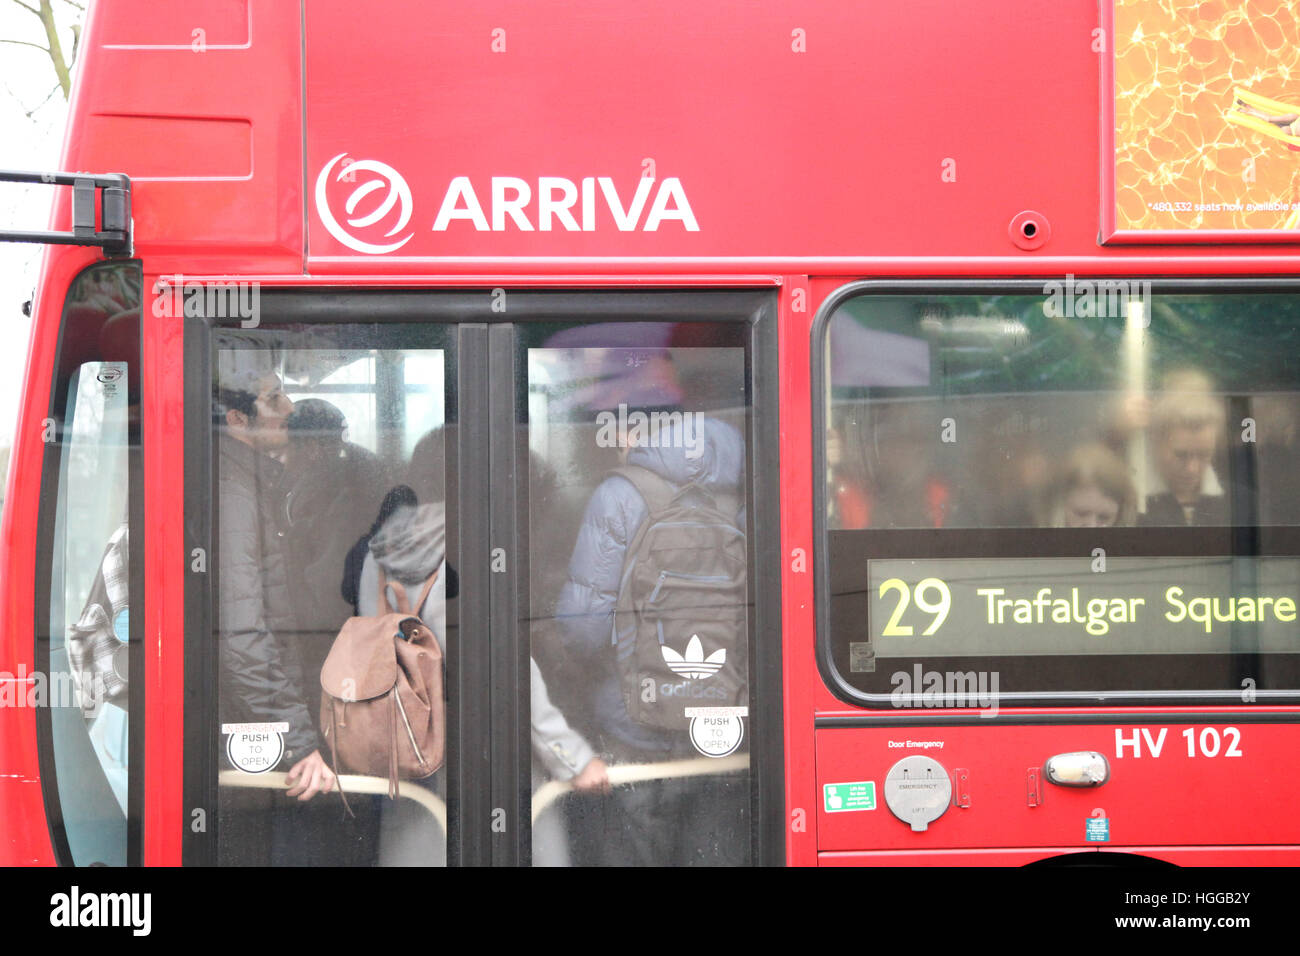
884;755;952;832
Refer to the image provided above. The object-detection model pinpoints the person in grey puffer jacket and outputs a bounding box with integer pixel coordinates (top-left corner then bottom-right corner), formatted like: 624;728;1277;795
557;415;746;749
555;413;749;865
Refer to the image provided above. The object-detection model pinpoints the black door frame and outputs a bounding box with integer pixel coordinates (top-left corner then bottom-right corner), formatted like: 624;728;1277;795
183;288;784;866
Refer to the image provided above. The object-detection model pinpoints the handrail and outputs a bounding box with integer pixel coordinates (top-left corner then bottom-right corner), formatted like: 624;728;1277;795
530;754;749;824
218;770;447;836
221;754;750;840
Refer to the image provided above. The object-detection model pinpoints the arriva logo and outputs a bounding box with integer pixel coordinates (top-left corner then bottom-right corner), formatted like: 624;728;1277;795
431;175;698;232
316;156;700;251
314;153;414;254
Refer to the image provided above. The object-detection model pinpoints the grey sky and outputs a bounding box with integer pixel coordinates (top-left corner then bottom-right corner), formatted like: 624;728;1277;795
1;1;78;449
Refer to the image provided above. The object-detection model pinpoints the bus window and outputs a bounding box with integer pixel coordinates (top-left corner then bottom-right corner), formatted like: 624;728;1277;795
198;323;454;867
819;286;1300;705
524;322;753;866
37;262;142;866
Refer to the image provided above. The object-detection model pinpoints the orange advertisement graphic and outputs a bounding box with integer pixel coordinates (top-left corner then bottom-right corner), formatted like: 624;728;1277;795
1113;0;1300;232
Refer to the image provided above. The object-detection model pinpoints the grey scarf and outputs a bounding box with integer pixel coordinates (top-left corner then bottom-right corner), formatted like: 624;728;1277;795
369;502;446;586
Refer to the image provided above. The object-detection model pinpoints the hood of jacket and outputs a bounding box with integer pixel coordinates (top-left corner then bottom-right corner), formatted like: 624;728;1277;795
369;502;446;585
624;415;744;491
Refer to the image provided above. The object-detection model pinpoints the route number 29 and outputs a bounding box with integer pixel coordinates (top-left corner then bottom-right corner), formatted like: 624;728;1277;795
878;578;952;636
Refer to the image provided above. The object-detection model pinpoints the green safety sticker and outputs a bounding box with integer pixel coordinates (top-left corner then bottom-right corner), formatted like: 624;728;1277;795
824;781;876;813
1086;816;1110;842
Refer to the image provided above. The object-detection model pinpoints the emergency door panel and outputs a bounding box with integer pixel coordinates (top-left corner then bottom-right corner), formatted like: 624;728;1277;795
815;721;1300;852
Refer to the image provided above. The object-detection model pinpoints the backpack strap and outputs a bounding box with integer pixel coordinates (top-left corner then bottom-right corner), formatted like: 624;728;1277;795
322;701;354;818
706;487;742;524
377;565;439;617
611;465;743;525
377;566;399;613
609;465;677;515
412;569;439;618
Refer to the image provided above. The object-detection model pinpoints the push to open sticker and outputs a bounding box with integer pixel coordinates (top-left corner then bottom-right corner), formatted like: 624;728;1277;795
685;706;746;758
222;722;287;774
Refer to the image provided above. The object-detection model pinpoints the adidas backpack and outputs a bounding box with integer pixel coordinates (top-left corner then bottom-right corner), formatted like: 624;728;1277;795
610;465;748;730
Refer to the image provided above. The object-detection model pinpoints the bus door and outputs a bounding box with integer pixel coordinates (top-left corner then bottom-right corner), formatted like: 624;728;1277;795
29;259;143;867
182;288;783;867
3;173;138;867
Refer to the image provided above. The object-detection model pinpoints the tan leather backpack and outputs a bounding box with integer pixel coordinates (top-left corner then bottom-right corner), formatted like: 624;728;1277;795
319;568;445;803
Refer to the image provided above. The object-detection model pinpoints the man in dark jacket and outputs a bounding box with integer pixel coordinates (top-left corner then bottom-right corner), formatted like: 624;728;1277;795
280;399;390;718
555;412;749;865
1138;377;1228;527
216;370;333;801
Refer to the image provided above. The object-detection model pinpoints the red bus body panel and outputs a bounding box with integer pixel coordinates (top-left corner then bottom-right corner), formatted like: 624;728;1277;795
816;720;1300;851
1;0;1296;865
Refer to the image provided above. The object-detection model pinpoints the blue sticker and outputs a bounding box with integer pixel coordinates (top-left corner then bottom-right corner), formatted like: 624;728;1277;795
1086;817;1110;842
113;608;130;643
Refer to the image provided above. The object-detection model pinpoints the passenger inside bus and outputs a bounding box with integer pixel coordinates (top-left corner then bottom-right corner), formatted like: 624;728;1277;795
829;402;972;529
825;424;870;529
550;346;749;867
214;358;377;866
819;292;1300;532
354;488;448;866
66;523;131;814
218;345;464;866
336;423;610;866
281;399;390;720
1253;392;1300;525
1124;369;1229;527
210;333;761;866
1044;443;1137;528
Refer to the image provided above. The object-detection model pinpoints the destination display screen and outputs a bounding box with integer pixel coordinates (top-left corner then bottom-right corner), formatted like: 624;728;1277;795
861;556;1298;663
824;541;1300;702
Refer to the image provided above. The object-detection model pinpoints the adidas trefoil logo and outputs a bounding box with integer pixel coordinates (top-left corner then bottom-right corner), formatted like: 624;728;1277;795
662;634;725;680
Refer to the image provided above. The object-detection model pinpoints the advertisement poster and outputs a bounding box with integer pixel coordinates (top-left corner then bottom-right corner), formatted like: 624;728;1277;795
1104;0;1300;241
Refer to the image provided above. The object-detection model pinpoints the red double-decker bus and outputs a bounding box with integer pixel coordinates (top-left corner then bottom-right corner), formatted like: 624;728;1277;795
2;0;1298;869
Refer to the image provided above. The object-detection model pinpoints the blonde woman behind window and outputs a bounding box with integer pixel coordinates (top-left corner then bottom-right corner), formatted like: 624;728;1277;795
1044;442;1137;528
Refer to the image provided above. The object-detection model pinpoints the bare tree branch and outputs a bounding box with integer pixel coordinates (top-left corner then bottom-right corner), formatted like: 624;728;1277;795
4;0;84;105
35;0;72;99
0;38;50;53
24;82;61;117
